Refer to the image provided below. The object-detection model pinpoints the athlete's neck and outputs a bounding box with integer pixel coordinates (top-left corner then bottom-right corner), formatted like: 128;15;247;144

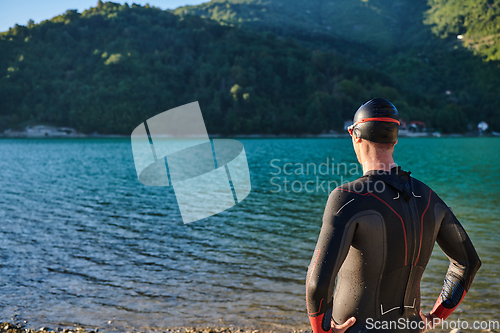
355;140;397;174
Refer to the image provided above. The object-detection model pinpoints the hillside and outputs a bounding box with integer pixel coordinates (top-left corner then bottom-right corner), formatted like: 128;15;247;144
425;0;500;61
175;0;500;131
174;0;428;49
175;0;500;59
0;1;499;135
0;2;437;135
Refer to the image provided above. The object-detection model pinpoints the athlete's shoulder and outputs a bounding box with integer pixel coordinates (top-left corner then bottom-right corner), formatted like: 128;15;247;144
407;175;453;213
409;176;439;198
323;178;379;223
326;177;371;204
335;176;372;193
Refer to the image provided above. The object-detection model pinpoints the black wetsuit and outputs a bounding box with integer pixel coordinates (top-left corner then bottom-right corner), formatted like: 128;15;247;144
306;167;481;333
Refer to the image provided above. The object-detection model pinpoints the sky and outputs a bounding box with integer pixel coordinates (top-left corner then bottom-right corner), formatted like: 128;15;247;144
0;0;209;32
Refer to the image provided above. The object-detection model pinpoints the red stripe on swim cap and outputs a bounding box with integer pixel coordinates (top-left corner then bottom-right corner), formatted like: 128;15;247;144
355;117;400;125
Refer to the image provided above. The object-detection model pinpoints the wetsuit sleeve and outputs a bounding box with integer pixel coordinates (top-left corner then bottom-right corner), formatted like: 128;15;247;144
431;206;482;320
306;190;357;333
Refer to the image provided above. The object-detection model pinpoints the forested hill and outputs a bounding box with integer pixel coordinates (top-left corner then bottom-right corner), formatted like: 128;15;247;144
0;2;418;135
425;0;500;61
175;0;500;131
175;0;428;49
0;1;499;135
176;0;500;60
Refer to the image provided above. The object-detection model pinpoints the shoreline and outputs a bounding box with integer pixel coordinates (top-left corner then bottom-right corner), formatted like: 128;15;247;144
2;322;497;333
1;125;495;139
0;322;309;333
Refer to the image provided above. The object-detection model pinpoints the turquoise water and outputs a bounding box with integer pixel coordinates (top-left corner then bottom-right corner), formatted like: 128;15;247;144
0;137;498;330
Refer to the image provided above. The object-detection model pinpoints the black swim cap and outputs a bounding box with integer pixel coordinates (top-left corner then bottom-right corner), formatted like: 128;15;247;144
349;98;400;143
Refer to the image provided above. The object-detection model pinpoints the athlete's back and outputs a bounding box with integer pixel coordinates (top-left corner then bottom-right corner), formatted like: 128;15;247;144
306;167;481;333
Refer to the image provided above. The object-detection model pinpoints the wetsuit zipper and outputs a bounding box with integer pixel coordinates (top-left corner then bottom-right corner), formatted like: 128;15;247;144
400;187;412;315
409;178;420;266
400;179;420;315
400;192;412;266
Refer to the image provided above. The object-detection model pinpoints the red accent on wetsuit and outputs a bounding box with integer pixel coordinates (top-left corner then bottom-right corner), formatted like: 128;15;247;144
430;291;467;320
309;313;331;333
414;188;432;265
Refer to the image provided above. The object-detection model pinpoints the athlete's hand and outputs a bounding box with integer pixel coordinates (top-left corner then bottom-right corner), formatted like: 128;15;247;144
331;317;356;333
419;310;441;332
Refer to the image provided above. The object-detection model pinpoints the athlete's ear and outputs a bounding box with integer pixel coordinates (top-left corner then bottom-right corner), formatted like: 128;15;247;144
395;139;398;145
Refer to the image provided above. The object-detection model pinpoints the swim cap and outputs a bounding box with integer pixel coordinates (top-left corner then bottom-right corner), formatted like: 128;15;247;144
349;98;400;143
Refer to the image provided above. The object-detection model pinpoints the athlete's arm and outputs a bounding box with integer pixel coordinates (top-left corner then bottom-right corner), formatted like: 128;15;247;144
306;190;357;333
430;206;481;320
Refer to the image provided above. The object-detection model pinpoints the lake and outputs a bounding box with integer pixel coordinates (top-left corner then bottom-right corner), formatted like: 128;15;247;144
0;137;499;331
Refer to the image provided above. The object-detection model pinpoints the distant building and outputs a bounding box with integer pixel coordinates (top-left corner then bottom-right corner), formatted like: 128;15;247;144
26;125;55;136
408;121;427;133
477;121;488;132
25;125;76;137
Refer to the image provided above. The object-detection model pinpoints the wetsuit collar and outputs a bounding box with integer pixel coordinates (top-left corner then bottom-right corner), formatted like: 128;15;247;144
363;166;404;177
363;166;413;200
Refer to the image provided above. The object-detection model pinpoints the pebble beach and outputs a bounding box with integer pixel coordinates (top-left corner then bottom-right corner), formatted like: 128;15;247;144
0;323;310;333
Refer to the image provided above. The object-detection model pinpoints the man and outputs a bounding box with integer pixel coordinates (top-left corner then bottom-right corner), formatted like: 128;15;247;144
306;98;481;333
